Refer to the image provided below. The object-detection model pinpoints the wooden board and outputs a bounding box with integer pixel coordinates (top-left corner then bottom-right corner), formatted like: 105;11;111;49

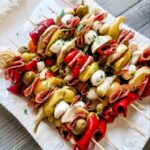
0;0;149;150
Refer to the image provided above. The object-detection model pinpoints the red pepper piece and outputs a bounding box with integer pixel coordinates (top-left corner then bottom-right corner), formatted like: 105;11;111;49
72;55;88;78
97;47;114;56
102;106;118;123
142;78;150;97
45;59;55;66
94;12;107;21
74;113;99;150
94;119;107;141
29;18;55;45
45;72;54;78
24;60;38;72
113;92;139;117
138;47;150;64
72;65;80;78
64;49;78;64
7;83;21;94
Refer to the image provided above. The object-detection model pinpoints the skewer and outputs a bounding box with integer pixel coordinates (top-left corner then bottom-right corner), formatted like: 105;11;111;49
63;0;73;7
134;101;146;110
130;104;150;120
118;115;145;137
92;138;105;150
8;37;19;48
47;6;57;15
105;136;119;150
26;18;36;26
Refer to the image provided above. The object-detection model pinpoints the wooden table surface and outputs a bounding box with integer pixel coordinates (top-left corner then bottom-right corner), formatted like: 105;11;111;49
0;0;149;150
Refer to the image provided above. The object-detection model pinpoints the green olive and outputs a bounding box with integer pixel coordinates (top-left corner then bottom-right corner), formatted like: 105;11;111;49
76;5;89;18
72;119;87;135
18;46;29;54
23;71;36;85
22;52;32;62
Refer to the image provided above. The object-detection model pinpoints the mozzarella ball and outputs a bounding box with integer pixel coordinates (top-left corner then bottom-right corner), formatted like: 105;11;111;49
86;87;98;100
84;30;97;45
91;70;105;86
61;14;74;25
92;21;102;32
40;68;48;80
50;40;64;53
37;61;45;72
54;101;70;119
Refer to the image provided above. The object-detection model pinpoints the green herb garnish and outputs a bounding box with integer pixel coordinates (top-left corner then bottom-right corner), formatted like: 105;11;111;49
77;24;84;32
45;82;50;89
24;109;28;115
60;10;65;18
83;44;89;53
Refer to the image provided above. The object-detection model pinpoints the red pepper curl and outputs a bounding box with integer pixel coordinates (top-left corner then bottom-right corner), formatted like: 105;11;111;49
113;93;139;117
74;114;107;150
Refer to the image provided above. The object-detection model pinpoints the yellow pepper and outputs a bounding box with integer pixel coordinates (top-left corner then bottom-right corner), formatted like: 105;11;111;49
50;65;59;72
45;29;64;56
107;16;125;39
34;87;76;132
79;62;99;82
113;50;131;71
34;77;65;95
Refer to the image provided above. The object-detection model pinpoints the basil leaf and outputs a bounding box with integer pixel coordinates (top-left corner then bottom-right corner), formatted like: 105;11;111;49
83;44;89;53
60;10;65;18
77;24;84;32
24;109;28;115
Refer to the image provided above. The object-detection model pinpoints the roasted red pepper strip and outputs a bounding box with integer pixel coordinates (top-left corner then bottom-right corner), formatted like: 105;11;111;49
97;47;114;56
142;78;150;97
113;92;139;117
45;59;55;67
64;49;78;64
45;71;54;78
138;47;150;64
74;113;99;150
102;105;118;123
94;119;107;141
29;18;55;45
94;12;107;21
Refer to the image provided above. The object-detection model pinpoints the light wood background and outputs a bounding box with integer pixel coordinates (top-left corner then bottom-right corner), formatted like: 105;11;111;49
0;0;150;150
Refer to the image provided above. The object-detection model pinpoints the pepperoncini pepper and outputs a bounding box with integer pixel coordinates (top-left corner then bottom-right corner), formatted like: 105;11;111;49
79;62;99;82
34;86;76;132
107;16;125;39
34;77;65;95
113;50;132;71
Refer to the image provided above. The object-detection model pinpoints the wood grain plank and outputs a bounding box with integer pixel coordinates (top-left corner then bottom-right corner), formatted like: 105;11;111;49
96;0;141;16
138;21;150;38
121;0;150;31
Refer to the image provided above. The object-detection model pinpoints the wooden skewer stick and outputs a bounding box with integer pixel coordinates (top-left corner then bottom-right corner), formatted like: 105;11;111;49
63;0;73;7
105;136;119;150
92;138;105;150
8;37;19;48
47;6;57;15
26;18;37;26
134;101;146;111
130;104;150;120
118;115;145;137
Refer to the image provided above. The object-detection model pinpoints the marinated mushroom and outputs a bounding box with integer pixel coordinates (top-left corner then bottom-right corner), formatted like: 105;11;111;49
96;100;108;114
72;119;87;135
18;46;29;54
23;71;36;86
59;65;70;76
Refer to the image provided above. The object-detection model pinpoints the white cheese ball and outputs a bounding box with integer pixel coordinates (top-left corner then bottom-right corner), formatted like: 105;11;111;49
61;14;74;25
122;65;137;80
37;61;45;72
91;70;105;86
54;101;70;119
84;30;97;45
86;87;98;100
92;21;102;32
50;40;64;53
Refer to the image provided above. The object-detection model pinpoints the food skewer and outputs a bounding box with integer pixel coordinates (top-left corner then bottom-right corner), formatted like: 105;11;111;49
134;101;146;111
